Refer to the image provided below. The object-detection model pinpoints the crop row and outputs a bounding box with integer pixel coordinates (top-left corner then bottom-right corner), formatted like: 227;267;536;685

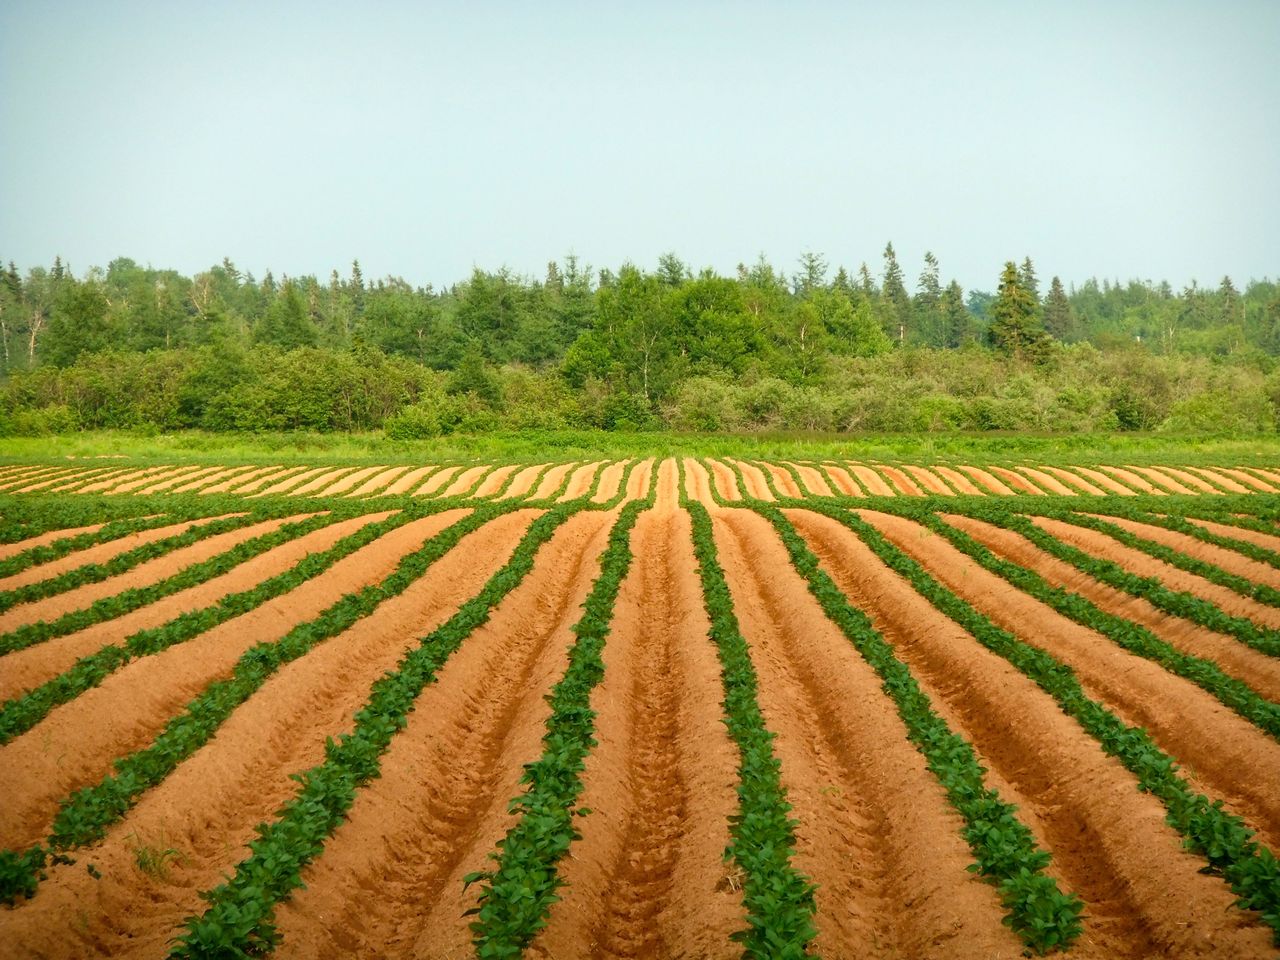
169;461;644;958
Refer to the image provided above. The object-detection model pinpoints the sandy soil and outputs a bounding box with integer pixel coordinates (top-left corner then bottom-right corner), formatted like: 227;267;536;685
271;509;615;959
791;507;1274;957
712;506;1022;959
0;509;539;959
863;509;1280;852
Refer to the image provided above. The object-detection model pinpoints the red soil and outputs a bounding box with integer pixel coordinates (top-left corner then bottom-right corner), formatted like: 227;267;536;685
848;463;895;496
863;509;1280;852
271;509;615;959
1032;516;1280;630
957;466;1016;495
0;509;539;959
791;507;1275;957
712;506;1022;958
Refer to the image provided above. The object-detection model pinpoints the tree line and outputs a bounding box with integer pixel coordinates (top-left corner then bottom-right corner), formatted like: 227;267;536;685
1;248;1277;436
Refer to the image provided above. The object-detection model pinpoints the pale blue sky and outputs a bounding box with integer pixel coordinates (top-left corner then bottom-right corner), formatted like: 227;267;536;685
2;0;1277;292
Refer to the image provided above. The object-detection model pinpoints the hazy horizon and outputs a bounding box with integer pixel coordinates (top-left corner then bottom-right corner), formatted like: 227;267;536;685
2;0;1277;293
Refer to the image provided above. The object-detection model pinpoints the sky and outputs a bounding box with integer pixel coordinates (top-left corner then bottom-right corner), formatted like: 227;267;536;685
1;0;1277;293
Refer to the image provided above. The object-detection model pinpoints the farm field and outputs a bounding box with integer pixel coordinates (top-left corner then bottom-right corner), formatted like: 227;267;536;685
1;454;1279;958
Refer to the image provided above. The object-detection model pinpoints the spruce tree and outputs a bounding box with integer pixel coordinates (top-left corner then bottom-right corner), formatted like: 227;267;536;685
881;242;909;342
1018;256;1040;302
989;261;1047;359
1043;276;1077;341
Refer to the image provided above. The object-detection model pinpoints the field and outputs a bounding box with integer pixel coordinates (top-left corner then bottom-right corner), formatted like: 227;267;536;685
1;454;1279;959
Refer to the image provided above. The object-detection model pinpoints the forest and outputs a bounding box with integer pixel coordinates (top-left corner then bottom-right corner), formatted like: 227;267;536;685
1;246;1277;437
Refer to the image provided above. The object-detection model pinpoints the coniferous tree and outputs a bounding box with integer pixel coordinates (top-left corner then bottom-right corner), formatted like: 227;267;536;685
989;261;1047;360
881;242;910;342
913;251;942;346
1043;276;1078;341
1018;256;1040;302
941;280;973;347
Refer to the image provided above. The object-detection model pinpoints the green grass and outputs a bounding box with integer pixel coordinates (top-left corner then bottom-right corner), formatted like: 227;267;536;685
5;428;1280;468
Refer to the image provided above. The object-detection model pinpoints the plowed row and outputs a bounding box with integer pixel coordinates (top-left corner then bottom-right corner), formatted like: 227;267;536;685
3;458;1278;500
1;456;1278;958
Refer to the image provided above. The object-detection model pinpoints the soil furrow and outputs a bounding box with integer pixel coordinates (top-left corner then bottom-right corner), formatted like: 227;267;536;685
727;459;775;501
877;464;924;495
134;466;227;495
592;461;629;503
0;510;491;854
530;462;576;500
344;466;411;497
310;466;386;496
712;507;1020;959
0;514;276;635
790;508;1274;958
958;465;1016;495
496;464;545;500
928;466;979;495
863;510;1280;851
944;514;1280;703
1083;512;1280;589
1032;515;1280;629
1184;467;1252;493
271;510;613;959
382;465;437;496
250;466;329;497
0;523;114;562
706;459;742;501
108;466;202;494
1216;468;1280;493
441;464;491;496
903;464;953;495
227;465;307;494
169;466;253;494
1061;466;1139;495
1183;515;1280;553
0;510;537;960
198;465;282;494
682;458;713;503
417;465;461;495
1124;466;1195;494
1040;466;1107;495
559;461;604;501
1094;466;1165;495
43;469;133;494
532;464;743;960
288;467;361;496
8;470;95;494
1016;466;1078;495
760;461;803;497
1143;466;1220;493
988;466;1046;494
822;462;863;495
849;463;895;496
0;512;378;703
472;464;518;497
790;462;834;496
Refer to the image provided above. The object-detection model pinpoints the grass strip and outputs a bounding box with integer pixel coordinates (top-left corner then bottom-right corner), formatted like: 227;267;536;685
830;504;1280;947
758;503;1083;954
465;496;650;958
0;511;415;744
0;503;507;905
